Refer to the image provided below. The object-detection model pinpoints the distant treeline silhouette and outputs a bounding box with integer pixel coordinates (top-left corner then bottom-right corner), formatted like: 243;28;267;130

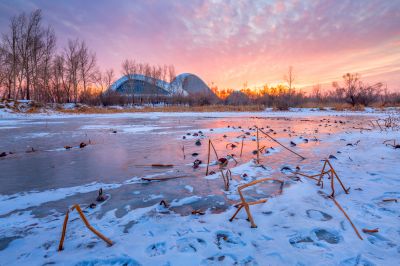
0;9;399;108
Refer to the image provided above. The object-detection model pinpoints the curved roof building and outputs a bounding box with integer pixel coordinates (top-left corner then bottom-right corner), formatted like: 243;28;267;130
108;73;213;97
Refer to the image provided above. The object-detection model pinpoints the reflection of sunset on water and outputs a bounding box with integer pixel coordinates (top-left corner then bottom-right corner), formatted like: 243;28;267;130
0;114;371;216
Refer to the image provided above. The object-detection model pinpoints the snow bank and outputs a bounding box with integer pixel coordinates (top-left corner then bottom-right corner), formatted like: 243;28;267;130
0;111;399;265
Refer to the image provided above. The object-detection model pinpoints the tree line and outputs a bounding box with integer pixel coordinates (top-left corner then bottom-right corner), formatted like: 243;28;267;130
213;70;399;109
0;9;179;105
1;9;398;108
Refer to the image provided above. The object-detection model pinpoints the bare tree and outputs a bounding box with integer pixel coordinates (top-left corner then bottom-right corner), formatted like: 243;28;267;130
2;15;20;99
332;73;382;106
78;40;96;98
103;68;115;91
51;54;66;103
311;84;322;102
121;59;137;97
96;68;115;92
17;10;43;100
0;9;57;102
284;66;295;94
64;39;80;102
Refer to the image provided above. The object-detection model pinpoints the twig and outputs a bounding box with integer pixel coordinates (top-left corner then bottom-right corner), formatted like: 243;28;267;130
330;196;363;240
257;127;306;160
58;204;113;251
256;127;260;164
141;175;188;181
382;198;398;203
362;228;379;233
206;139;220;176
206;140;211;176
240;137;244;157
151;164;174;168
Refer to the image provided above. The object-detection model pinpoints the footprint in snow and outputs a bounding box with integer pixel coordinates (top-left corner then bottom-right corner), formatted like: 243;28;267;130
360;203;382;219
339;255;375;266
289;235;315;249
215;231;246;249
289;228;342;249
146;242;167;257
366;234;397;249
75;258;140;266
201;253;238;265
239;256;258;266
313;228;342;244
175;237;206;253
306;209;333;221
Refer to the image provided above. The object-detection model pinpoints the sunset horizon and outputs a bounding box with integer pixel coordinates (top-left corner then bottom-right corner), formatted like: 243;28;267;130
1;0;399;92
1;1;400;265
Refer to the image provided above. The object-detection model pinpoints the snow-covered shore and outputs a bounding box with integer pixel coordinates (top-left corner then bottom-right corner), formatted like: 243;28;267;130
0;111;399;265
1;106;398;121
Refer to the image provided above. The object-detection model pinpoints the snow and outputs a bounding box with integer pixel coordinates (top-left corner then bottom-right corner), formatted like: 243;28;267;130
0;110;399;265
170;196;202;207
1;107;398;121
80;124;164;134
184;185;194;193
0;175;155;216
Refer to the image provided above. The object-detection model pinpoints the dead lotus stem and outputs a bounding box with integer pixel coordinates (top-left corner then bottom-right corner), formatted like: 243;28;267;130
141;175;188;181
317;160;327;187
362;228;379;233
240;137;244;157
326;160;350;196
383;139;396;145
295;171;326;182
230;155;238;166
220;169;232;191
206;140;211;176
160;200;169;208
257;127;306;160
210;140;219;159
256;127;260;164
230;178;284;228
313;159;349;196
58;209;69;251
150;164;174;167
206;139;220;176
58;204;113;251
382;198;398;203
330;196;363;240
258;146;266;153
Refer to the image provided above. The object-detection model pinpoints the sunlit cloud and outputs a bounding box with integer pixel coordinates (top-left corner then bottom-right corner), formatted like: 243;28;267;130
0;0;398;91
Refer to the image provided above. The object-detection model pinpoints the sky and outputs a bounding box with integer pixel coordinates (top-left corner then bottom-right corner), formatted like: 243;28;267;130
0;0;399;92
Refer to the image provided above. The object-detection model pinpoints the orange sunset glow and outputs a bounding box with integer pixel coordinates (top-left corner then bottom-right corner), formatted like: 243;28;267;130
0;0;399;93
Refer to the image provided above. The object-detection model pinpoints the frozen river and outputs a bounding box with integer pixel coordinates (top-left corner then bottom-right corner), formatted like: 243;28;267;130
1;111;399;265
0;112;368;218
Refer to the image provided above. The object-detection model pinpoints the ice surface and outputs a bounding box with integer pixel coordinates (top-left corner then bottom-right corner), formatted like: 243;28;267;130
0;110;399;265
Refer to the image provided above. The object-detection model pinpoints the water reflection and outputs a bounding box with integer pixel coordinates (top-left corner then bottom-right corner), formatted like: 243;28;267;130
0;114;369;218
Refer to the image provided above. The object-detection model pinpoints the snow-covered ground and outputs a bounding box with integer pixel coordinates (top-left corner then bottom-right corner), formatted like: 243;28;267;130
1;105;398;120
0;110;399;265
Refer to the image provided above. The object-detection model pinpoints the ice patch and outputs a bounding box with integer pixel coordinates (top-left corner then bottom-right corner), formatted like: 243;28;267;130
80;124;164;134
170;196;202;207
184;185;194;193
0;176;152;215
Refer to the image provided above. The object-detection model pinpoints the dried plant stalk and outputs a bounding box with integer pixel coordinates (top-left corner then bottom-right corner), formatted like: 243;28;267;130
58;204;113;251
256;127;260;164
257;127;306;159
330;197;363;240
229;178;284;228
240;137;244;157
206;139;220;176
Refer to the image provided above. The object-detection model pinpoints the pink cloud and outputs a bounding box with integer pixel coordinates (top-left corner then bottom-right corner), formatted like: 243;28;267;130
0;0;398;90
